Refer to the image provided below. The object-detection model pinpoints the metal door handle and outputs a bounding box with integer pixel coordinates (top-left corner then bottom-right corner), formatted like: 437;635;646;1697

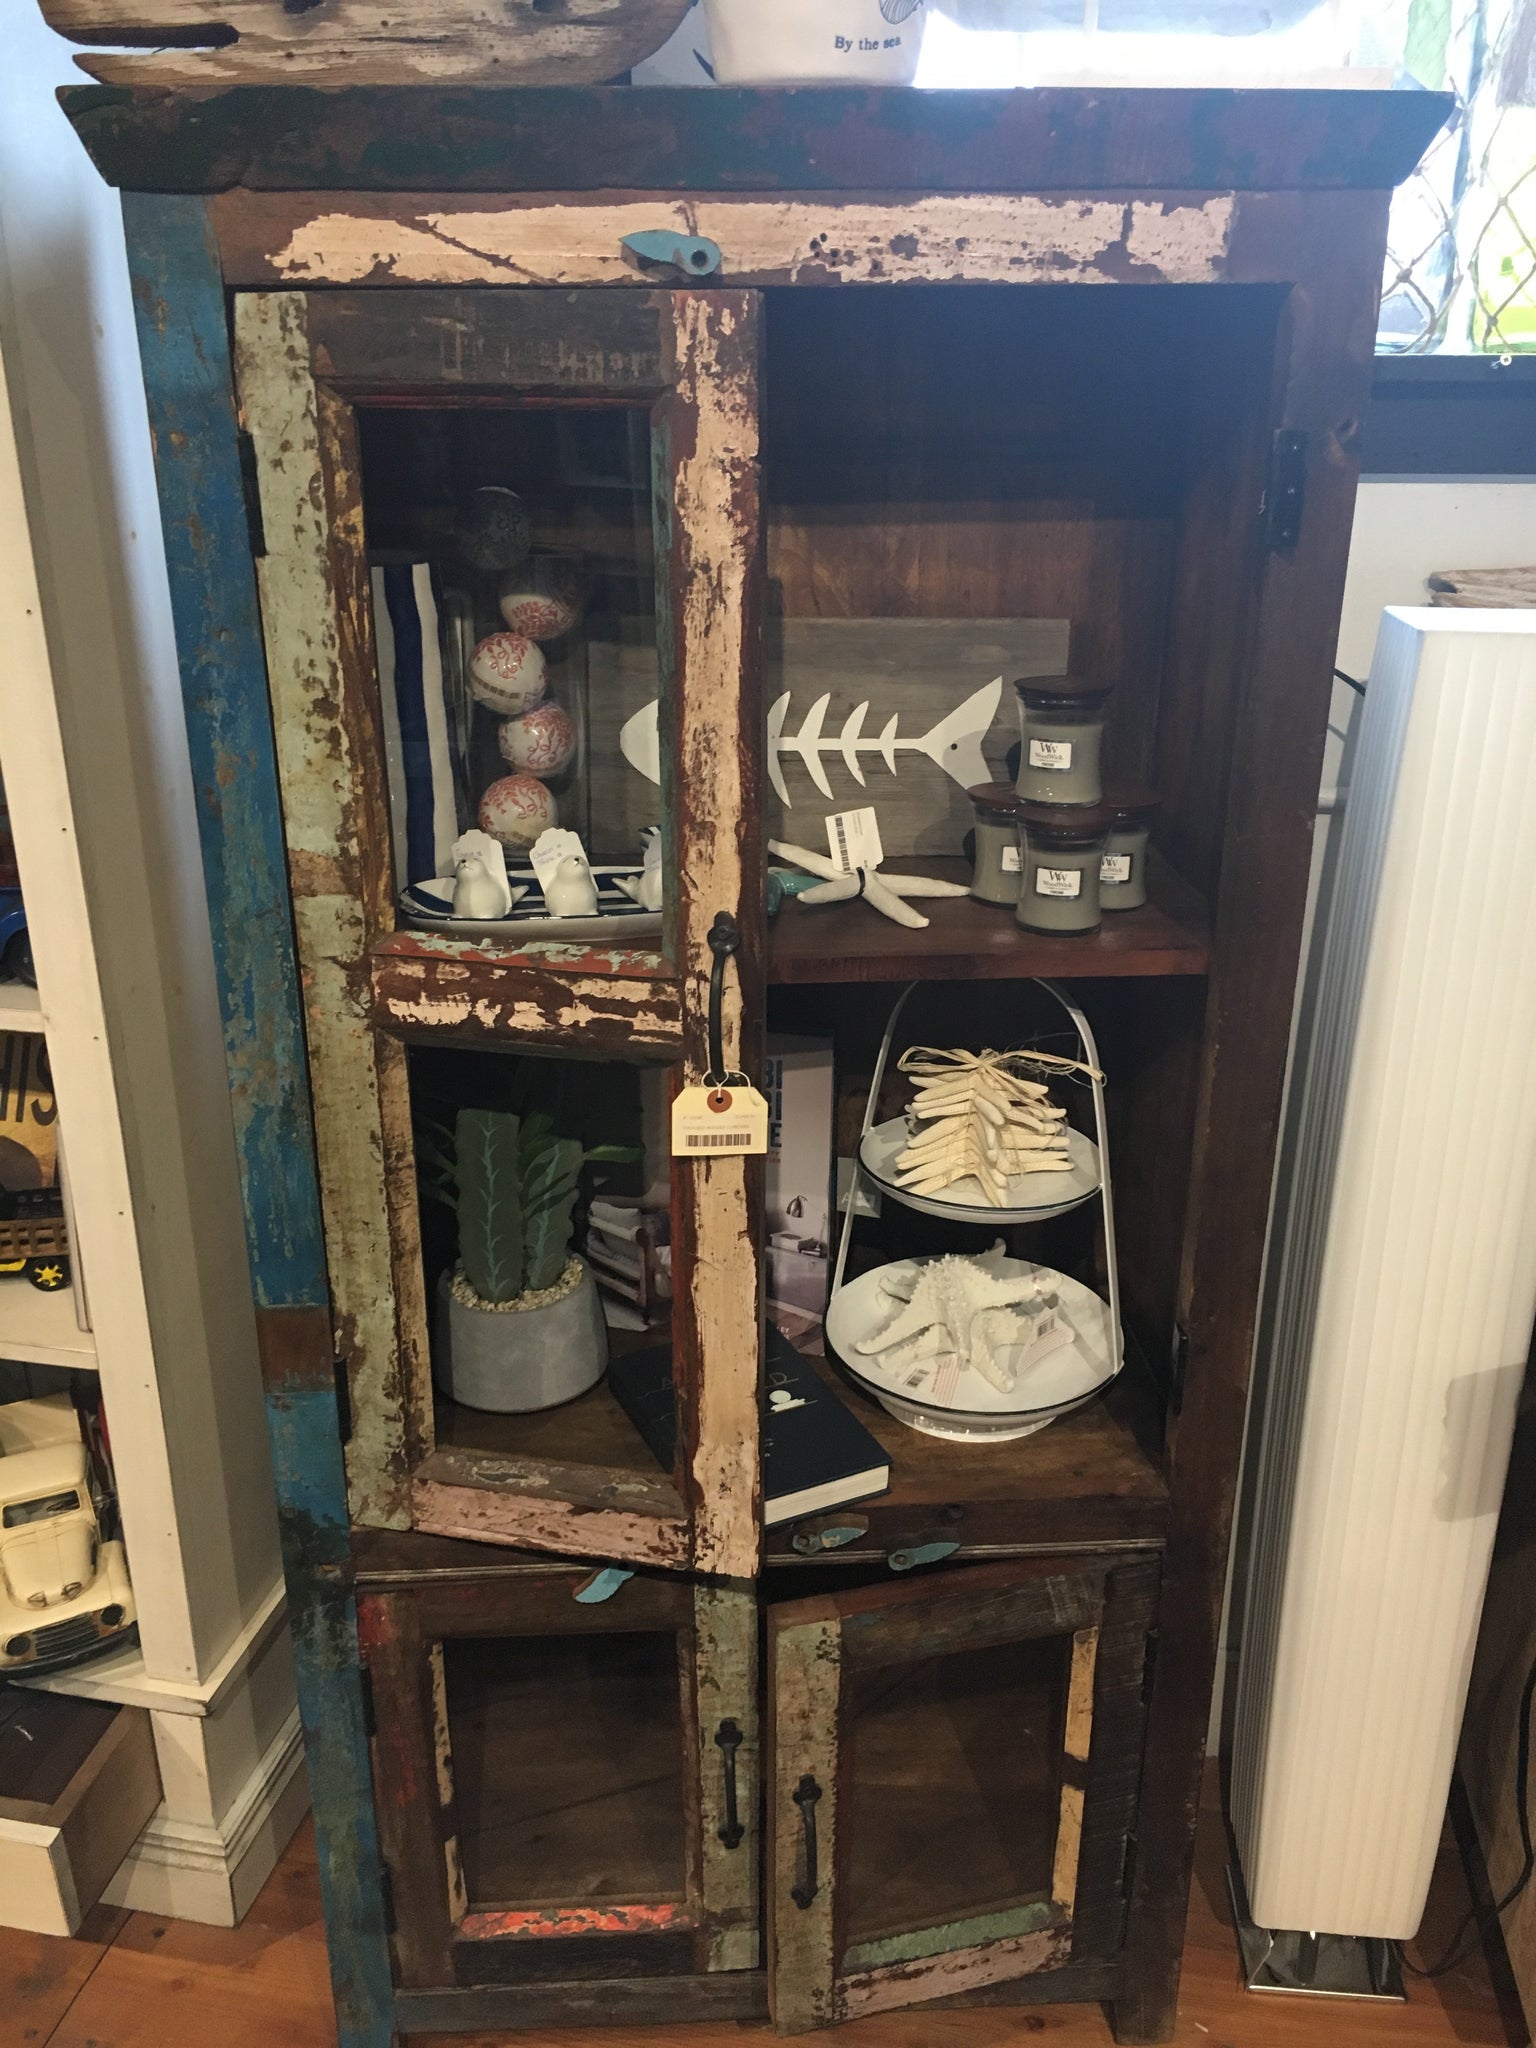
791;1773;822;1909
715;1719;744;1850
706;911;739;1085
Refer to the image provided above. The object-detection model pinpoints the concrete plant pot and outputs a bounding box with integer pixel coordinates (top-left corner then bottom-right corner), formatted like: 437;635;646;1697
435;1257;608;1413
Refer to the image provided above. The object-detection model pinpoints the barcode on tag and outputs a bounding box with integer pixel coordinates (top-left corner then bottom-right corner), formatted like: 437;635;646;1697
684;1130;754;1149
825;806;884;875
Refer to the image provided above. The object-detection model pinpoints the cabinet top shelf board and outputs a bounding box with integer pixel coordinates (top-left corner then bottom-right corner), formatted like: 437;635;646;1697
60;86;1450;200
769;856;1209;985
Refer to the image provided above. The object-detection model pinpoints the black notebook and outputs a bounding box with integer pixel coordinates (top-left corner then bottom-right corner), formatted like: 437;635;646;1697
608;1329;890;1527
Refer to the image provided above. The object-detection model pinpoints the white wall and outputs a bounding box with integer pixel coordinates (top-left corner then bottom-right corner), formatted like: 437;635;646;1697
0;15;280;1681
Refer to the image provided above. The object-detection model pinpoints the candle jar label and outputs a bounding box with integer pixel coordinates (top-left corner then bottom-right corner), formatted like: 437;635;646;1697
1101;854;1132;883
1035;867;1083;899
1002;846;1021;872
1029;738;1073;771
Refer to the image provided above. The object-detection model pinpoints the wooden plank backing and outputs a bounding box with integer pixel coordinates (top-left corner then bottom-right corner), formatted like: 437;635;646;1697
41;0;692;87
64;87;1451;199
234;290;429;1531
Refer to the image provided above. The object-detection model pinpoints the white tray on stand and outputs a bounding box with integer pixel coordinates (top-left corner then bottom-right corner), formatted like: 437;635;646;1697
828;979;1123;1438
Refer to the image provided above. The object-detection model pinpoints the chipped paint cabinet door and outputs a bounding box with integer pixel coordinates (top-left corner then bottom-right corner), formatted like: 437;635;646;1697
356;1560;759;1993
232;287;764;1575
765;1554;1159;2031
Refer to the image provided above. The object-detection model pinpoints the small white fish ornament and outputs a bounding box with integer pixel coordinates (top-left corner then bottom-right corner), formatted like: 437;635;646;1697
619;678;1003;808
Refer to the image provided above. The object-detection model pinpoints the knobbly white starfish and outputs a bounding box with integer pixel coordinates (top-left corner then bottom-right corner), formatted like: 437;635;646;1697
768;841;969;931
856;1253;1049;1394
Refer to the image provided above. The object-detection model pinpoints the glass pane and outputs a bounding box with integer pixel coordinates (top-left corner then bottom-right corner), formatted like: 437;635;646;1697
444;1630;687;1910
842;1633;1070;1947
357;405;666;939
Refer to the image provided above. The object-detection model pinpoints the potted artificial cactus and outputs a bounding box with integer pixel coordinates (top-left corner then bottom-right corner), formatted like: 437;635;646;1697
422;1103;629;1412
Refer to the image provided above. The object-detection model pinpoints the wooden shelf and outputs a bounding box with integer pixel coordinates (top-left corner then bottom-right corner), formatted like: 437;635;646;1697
371;932;680;1057
0;1282;94;1369
0;985;42;1033
769;856;1210;986
763;1351;1168;1560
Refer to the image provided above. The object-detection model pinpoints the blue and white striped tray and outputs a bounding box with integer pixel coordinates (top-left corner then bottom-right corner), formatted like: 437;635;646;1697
399;868;663;944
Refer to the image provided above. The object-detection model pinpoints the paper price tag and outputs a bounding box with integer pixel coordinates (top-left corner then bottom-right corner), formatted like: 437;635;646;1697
671;1083;769;1158
825;806;884;875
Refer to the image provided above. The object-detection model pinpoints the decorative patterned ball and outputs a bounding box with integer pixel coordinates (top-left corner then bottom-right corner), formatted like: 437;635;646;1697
498;703;577;777
468;633;546;716
479;774;556;851
458;486;531;574
498;561;582;642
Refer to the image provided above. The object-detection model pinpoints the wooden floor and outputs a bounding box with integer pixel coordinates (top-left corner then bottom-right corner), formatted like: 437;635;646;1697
2;1793;1525;2048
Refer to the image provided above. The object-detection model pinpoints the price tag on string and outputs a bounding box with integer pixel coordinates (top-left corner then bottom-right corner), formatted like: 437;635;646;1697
825;806;883;875
672;1081;769;1157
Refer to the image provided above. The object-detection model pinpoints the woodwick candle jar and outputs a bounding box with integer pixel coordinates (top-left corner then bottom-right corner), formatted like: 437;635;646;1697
1016;802;1113;935
1013;677;1112;806
966;783;1023;906
1099;788;1163;912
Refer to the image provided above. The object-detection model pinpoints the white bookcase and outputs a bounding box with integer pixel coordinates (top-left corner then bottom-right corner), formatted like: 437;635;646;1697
0;11;304;1926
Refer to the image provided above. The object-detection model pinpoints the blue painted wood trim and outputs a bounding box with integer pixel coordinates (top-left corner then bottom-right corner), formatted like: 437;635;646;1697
120;190;328;1313
121;194;394;2048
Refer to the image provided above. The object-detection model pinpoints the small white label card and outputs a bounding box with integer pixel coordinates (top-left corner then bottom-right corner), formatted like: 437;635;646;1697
1036;866;1083;899
1001;845;1021;873
529;825;588;891
825;806;884;875
1101;854;1132;884
1029;738;1073;771
671;1083;770;1157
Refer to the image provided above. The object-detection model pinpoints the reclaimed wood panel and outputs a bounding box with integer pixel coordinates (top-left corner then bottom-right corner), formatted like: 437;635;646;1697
412;1461;690;1570
588;619;1069;864
41;0;691;87
234;291;429;1530
208;190;1238;291
123;198;395;2048
692;1583;760;1973
370;939;682;1057
68;86;1451;199
305;288;671;397
660;292;764;1584
765;1611;840;2033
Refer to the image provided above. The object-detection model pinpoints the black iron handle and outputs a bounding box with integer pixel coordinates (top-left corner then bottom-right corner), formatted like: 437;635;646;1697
790;1773;822;1909
715;1719;744;1850
706;911;740;1087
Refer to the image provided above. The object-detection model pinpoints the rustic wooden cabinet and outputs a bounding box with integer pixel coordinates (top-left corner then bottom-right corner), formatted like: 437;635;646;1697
69;80;1445;2046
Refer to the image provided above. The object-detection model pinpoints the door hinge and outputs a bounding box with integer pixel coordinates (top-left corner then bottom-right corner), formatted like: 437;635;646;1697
378;1861;397;1936
235;428;267;559
333;1355;353;1446
1263;429;1307;553
358;1660;376;1740
1168;1320;1189;1417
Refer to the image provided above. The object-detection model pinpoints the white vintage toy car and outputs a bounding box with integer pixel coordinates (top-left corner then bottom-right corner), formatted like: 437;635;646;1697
0;1393;135;1672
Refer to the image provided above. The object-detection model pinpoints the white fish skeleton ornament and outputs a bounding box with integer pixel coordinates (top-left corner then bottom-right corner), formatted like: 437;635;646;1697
619;678;1002;808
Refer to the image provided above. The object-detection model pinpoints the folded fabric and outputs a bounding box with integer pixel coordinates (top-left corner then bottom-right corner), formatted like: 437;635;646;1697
372;562;463;887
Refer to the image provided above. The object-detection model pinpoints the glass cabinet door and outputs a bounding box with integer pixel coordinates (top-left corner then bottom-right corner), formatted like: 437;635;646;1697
232;288;763;1577
766;1554;1158;2030
357;1562;758;1993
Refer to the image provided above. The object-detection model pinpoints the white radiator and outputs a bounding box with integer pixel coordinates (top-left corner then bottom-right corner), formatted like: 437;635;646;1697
1232;608;1536;1939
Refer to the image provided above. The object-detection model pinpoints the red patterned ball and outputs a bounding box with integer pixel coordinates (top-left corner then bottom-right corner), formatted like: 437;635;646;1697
498;703;577;777
479;773;556;851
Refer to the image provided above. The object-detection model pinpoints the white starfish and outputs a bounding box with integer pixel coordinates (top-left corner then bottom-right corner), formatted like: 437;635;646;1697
856;1254;1048;1394
768;840;969;931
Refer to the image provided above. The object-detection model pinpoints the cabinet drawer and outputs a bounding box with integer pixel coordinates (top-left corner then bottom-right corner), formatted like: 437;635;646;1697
0;1692;161;1935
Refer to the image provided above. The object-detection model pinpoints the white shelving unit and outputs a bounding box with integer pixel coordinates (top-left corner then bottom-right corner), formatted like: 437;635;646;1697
0;8;305;1929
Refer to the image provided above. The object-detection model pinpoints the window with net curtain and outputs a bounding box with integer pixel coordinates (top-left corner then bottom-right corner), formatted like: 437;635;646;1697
915;0;1534;354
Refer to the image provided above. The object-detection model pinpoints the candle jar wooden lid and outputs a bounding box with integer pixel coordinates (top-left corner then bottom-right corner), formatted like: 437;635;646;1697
1104;785;1163;825
1012;676;1114;712
1018;799;1117;845
967;781;1023;817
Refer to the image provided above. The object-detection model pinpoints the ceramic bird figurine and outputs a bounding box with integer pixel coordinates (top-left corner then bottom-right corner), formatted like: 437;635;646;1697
767;840;969;930
447;829;513;918
533;828;600;917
